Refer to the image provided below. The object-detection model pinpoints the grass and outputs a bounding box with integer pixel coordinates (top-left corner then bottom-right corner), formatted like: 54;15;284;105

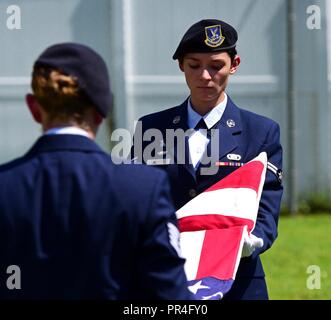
261;214;331;299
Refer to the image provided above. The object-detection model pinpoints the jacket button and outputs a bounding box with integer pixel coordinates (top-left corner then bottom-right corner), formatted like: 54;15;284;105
188;189;197;198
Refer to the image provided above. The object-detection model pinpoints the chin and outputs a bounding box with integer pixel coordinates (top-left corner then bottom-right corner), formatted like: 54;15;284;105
200;95;218;102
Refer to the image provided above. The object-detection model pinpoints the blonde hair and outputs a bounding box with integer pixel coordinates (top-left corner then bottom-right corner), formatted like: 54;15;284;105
31;67;94;124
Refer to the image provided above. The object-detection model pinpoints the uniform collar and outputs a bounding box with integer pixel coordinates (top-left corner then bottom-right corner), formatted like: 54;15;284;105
187;93;228;129
44;126;91;138
25;134;104;157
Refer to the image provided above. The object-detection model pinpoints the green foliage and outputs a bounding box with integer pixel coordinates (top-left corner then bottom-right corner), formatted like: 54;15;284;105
280;205;291;216
298;192;331;214
280;192;331;216
261;214;331;299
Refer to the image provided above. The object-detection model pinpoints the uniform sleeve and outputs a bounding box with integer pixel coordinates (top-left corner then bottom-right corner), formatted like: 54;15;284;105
137;171;194;300
251;122;283;258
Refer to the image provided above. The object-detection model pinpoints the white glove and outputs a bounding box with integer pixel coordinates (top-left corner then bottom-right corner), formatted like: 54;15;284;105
241;230;264;258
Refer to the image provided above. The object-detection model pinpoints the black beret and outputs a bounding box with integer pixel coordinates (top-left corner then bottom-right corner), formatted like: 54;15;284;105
33;42;112;118
173;19;238;60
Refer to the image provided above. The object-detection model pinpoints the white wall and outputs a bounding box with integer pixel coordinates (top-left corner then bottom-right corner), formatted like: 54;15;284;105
0;0;113;163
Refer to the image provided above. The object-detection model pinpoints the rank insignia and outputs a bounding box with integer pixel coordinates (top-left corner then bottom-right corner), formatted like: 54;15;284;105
267;162;283;184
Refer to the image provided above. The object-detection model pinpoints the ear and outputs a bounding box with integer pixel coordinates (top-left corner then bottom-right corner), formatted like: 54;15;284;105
230;55;241;74
94;112;103;126
178;60;184;72
25;94;42;123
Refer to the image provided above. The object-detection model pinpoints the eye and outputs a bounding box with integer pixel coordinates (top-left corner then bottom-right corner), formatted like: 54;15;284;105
211;65;223;71
188;64;199;69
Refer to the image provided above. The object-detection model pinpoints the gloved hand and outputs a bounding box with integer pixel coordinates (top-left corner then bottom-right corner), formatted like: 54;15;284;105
241;229;264;258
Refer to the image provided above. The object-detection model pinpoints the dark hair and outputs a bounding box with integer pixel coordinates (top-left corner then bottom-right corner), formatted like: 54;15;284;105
227;48;237;63
32;67;94;123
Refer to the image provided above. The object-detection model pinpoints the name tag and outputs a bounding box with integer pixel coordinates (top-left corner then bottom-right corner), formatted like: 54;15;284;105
227;153;242;161
146;158;171;166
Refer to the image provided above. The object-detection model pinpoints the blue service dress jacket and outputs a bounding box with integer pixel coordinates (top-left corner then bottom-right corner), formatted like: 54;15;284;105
0;134;192;300
132;96;283;300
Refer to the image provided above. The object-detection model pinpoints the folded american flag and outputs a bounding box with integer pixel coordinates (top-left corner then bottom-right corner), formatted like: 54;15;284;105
176;152;267;300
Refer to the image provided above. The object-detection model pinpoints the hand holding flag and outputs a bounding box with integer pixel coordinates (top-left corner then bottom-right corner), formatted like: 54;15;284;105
241;230;264;258
176;152;268;300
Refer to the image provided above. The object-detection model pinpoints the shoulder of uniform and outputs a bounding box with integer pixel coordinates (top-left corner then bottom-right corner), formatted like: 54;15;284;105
239;108;278;126
139;105;183;123
237;108;280;135
0;156;30;174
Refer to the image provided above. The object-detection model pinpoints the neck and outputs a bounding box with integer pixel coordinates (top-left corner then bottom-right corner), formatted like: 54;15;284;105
190;92;226;116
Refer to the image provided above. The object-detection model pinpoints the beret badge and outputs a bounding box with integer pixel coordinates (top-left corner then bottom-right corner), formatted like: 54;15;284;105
204;25;225;48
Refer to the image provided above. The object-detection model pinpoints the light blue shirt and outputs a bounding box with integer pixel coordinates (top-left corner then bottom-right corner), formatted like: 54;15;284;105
44;126;90;138
187;93;227;168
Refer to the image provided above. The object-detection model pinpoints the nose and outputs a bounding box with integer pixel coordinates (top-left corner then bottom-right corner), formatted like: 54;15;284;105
200;68;212;80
